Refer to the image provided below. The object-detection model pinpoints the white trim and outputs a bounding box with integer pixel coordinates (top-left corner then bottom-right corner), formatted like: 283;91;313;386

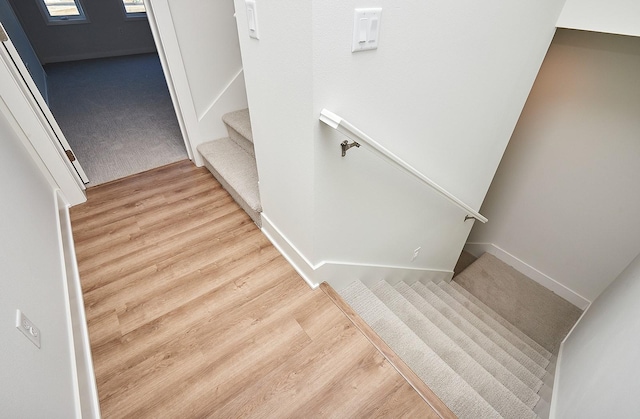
260;213;319;289
42;47;157;65
464;242;591;309
56;191;100;418
0;34;90;184
316;261;453;292
0;45;86;205
548;300;591;419
261;213;454;292
197;68;244;122
145;0;197;163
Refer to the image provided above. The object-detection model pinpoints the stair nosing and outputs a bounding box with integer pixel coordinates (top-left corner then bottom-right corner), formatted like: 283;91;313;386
448;280;553;359
417;281;548;378
373;281;540;412
438;281;551;366
339;280;503;419
395;281;544;394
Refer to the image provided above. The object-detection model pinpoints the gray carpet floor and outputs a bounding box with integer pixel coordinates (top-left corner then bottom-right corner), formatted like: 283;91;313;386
45;53;187;186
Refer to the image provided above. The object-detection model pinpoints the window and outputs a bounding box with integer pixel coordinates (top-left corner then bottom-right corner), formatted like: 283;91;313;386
121;0;146;17
38;0;87;24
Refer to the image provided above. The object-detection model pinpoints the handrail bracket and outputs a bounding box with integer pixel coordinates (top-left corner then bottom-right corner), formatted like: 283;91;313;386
320;108;487;223
341;140;360;157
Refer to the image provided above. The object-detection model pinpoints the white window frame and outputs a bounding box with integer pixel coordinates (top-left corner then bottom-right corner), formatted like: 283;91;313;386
36;0;89;25
120;0;147;20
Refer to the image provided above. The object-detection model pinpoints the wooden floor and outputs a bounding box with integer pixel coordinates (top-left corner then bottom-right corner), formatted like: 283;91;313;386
70;160;440;418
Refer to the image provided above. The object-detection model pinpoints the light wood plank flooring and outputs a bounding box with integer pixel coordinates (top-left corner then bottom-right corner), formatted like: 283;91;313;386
70;160;440;418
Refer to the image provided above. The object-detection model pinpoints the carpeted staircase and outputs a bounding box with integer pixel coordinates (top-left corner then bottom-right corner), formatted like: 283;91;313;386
197;109;262;226
338;255;570;418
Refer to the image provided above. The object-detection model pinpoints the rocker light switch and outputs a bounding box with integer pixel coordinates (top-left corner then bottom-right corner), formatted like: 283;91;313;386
245;0;259;40
352;8;381;52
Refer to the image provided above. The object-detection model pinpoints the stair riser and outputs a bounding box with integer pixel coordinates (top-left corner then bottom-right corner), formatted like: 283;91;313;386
374;282;540;413
225;125;255;158
340;280;503;419
398;282;543;394
439;282;550;367
422;282;548;378
449;280;552;359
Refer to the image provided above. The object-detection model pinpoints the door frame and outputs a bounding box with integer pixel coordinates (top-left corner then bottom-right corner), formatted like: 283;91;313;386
0;23;86;205
144;0;198;165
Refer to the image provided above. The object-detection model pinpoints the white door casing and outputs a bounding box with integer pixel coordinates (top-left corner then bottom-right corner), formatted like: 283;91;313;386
145;0;248;166
0;23;89;185
0;23;86;205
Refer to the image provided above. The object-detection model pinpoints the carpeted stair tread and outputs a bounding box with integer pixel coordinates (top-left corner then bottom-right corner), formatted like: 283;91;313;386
449;279;553;359
417;282;548;378
453;253;581;355
438;281;551;366
222;109;255;158
395;281;543;394
223;108;253;143
197;138;261;226
373;281;540;414
339;280;502;419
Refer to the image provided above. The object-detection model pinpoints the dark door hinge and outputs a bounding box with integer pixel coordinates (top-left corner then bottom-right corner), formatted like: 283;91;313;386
65;149;76;162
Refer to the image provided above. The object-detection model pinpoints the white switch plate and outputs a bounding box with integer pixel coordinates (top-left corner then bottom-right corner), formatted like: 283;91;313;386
245;0;259;40
352;8;381;52
16;309;41;348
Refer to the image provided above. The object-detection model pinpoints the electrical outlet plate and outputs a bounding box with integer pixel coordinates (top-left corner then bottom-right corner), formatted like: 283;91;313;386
16;309;41;348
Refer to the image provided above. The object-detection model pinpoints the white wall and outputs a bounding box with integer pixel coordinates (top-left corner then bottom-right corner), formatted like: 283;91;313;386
0;101;79;416
557;0;640;37
552;251;640;417
235;0;565;288
468;29;640;304
234;0;316;261
311;0;565;284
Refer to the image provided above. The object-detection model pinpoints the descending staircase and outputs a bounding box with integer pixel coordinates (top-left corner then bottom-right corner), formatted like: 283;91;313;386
339;276;557;418
197;109;262;226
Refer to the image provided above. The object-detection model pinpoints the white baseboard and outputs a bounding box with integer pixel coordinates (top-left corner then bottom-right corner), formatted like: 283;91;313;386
56;191;100;418
42;47;158;64
464;242;591;310
548;299;591;418
261;213;319;289
316;262;453;292
261;213;453;292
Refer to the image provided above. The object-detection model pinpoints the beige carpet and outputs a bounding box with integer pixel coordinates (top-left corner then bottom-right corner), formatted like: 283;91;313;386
454;253;582;354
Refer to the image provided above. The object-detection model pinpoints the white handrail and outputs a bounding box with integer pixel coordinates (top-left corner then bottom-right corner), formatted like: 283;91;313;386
319;109;488;223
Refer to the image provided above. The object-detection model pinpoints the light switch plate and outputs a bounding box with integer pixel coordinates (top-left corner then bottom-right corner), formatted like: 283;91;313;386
352;8;381;52
245;0;259;40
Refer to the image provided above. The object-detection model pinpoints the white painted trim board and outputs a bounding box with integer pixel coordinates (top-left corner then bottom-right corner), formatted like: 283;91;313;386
261;213;453;292
464;242;591;310
56;191;100;418
548;298;591;418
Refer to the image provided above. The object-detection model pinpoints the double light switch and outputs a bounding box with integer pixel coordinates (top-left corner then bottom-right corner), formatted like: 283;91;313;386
352;8;381;52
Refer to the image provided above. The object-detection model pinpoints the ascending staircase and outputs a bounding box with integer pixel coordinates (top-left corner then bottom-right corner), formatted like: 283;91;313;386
197;109;262;226
339;278;556;418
